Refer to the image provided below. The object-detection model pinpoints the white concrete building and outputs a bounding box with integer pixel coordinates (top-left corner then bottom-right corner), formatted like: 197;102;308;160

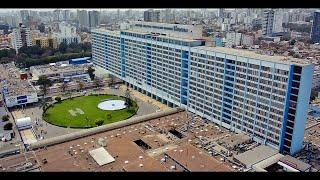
0;63;38;108
126;21;203;39
53;23;81;45
225;32;242;47
242;34;254;47
262;9;283;36
9;24;32;53
92;23;314;155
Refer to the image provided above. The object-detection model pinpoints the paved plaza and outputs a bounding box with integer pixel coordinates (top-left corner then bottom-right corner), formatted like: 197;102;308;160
8;87;161;141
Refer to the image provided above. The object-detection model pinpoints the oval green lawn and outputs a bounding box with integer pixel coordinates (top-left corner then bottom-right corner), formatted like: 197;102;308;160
43;95;138;128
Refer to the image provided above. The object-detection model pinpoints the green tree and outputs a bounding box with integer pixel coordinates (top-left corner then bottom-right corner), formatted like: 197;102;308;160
87;67;95;80
38;23;45;33
310;89;318;102
37;75;53;99
125;86;132;107
3;123;13;130
55;97;62;103
2;115;9;122
59;42;68;54
40;101;48;111
289;39;296;46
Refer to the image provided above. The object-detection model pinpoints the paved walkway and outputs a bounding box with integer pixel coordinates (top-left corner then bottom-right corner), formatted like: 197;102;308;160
0;106;23;155
119;85;171;111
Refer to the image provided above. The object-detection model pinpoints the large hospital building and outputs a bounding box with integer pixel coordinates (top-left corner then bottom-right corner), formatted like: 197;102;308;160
92;21;314;155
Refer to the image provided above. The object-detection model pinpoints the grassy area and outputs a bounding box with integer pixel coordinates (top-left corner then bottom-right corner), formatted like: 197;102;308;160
43;94;138;128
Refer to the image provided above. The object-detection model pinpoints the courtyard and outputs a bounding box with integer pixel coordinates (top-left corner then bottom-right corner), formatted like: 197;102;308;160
43;94;138;128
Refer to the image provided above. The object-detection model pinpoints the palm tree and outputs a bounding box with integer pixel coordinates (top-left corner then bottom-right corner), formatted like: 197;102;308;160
37;75;53;100
125;85;132;107
40;100;49;115
109;74;115;87
87;67;95;81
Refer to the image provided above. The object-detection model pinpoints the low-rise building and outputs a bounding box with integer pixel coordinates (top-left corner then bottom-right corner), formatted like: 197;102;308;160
32;37;58;49
0;63;38;108
30;63;91;83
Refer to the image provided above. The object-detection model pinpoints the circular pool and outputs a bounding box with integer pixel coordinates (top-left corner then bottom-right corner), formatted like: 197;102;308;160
97;100;127;111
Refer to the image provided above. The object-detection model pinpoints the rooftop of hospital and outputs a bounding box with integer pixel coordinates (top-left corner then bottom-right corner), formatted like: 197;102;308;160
92;28;202;43
192;46;312;66
0;108;257;172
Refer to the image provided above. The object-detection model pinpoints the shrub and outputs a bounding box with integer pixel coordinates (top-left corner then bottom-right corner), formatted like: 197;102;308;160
55;97;62;103
95;119;104;126
3;122;13;130
106;114;112;120
127;109;136;114
2;115;9;122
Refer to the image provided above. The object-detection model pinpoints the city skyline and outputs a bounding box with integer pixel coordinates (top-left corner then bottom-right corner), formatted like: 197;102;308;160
0;8;320;172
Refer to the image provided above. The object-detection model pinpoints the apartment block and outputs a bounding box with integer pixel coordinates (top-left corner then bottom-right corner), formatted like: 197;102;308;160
92;25;313;155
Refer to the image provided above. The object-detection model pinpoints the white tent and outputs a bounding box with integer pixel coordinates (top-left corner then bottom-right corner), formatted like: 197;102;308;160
16;117;32;130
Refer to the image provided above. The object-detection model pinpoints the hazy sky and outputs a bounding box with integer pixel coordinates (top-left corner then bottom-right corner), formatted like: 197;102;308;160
0;8;218;13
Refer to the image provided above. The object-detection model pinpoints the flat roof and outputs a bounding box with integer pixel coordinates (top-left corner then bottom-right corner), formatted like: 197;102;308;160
279;155;312;172
70;57;91;61
93;28;201;43
122;156;168;172
30;63;90;77
20;129;37;145
0;110;242;172
0;63;37;97
122;29;200;42
130;21;201;28
192;46;311;66
234;145;279;168
165;144;234;172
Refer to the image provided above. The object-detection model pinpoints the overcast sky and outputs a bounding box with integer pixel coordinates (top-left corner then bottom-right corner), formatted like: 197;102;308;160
0;8;218;13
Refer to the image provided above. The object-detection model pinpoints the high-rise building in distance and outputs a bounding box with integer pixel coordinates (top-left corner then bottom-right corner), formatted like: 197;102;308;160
89;11;100;28
219;8;225;18
19;10;29;24
144;10;160;22
311;10;320;43
52;22;81;45
77;10;89;28
262;9;283;36
92;23;314;155
10;23;32;53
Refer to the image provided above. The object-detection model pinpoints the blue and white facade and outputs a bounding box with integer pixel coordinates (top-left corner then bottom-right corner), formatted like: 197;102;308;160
92;28;314;155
